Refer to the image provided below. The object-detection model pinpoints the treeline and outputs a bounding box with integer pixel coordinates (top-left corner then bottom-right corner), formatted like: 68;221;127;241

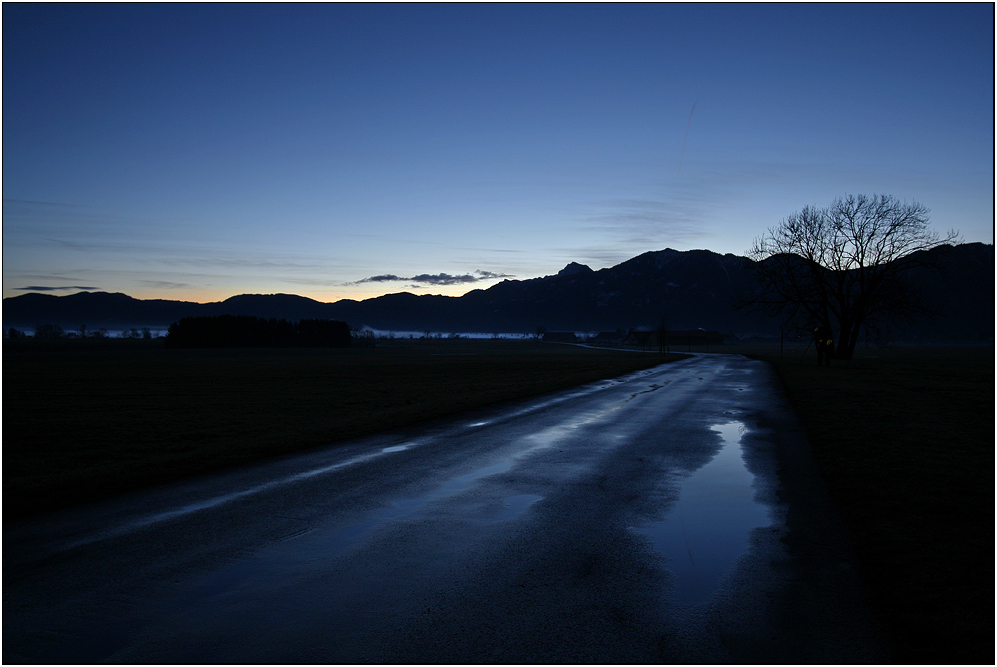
165;315;351;348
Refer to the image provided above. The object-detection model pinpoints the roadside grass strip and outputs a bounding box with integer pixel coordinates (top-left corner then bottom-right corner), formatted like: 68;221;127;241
746;345;992;666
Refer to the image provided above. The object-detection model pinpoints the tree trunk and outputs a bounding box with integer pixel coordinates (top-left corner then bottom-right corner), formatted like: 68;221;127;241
835;321;857;360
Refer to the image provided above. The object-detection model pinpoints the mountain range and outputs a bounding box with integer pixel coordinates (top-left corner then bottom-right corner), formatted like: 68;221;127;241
4;244;993;342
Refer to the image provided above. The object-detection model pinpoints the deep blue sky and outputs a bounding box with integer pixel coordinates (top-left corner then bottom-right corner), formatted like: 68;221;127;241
4;3;993;302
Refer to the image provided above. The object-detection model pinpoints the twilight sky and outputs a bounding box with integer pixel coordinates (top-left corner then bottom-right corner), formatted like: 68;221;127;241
3;3;993;303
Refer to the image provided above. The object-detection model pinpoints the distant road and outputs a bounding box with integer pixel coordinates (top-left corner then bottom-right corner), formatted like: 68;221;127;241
3;354;885;663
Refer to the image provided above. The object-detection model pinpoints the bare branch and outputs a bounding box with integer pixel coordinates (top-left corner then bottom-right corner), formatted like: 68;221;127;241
738;194;960;360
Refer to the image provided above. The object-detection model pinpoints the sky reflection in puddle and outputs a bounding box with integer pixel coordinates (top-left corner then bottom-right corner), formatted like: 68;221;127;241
634;421;771;607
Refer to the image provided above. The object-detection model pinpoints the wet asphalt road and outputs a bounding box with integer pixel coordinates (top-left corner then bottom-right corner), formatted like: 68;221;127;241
3;353;887;663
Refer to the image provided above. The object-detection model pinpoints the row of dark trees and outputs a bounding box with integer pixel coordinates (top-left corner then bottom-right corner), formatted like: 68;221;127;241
165;316;351;348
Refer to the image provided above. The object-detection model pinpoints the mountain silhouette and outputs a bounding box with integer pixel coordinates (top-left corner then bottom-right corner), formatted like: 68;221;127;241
4;244;992;342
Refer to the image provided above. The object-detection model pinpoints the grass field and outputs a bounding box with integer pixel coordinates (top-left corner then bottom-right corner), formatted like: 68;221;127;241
736;343;993;665
2;337;683;521
3;337;991;663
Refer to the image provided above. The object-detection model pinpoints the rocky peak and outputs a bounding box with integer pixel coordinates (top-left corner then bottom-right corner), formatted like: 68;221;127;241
557;262;593;277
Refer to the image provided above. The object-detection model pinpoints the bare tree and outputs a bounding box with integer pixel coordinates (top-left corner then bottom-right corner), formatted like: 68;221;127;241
656;313;670;355
741;194;959;360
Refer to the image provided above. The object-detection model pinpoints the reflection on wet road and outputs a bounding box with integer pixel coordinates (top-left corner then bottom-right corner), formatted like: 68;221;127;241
632;421;771;606
3;353;885;664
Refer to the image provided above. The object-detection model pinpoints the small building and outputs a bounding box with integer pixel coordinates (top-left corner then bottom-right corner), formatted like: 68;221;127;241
541;331;579;343
589;331;625;346
622;328;656;349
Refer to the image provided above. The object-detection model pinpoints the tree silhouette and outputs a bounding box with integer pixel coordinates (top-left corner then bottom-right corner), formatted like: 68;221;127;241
740;194;958;360
33;324;64;340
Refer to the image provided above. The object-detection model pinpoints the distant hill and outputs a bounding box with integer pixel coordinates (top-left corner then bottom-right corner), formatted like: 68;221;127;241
3;244;992;342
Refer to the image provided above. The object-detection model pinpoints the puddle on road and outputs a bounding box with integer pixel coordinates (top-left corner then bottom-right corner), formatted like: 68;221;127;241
634;421;771;607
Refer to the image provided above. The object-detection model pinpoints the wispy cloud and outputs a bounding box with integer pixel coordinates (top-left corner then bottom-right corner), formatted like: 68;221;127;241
350;269;514;287
342;233;527;255
2;198;86;208
137;280;194;290
14;285;100;292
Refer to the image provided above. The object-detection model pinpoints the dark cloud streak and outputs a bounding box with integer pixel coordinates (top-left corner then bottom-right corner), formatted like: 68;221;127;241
361;274;404;283
15;285;100;292
352;269;514;287
410;273;479;286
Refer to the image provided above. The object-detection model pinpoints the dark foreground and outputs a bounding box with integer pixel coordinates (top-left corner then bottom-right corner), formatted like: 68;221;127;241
2;338;678;520
747;344;994;665
3;354;884;663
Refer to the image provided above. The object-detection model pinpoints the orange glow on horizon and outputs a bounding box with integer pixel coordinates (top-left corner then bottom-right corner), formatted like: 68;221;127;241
76;282;488;305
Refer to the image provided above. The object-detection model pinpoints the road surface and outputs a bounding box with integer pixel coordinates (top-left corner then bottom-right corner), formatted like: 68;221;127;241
3;353;886;663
